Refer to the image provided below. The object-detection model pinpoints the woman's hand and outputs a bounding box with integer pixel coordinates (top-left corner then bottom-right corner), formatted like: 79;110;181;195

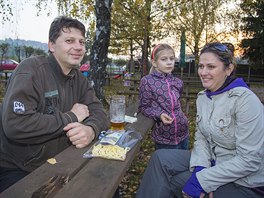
182;191;213;198
200;192;213;198
160;113;173;124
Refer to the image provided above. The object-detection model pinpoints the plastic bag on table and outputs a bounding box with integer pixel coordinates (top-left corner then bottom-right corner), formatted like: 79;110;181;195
117;127;142;149
83;128;142;161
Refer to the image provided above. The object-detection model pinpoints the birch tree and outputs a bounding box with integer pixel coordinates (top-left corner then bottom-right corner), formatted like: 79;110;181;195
1;0;113;101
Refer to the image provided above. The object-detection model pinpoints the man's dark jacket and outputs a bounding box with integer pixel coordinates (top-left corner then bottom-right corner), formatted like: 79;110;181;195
0;54;109;172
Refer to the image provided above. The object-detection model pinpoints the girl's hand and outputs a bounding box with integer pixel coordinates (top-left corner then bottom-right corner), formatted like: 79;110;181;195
160;113;173;124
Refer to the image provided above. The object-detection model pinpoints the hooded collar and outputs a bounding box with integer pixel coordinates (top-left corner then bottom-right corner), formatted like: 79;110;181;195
206;76;249;99
151;70;174;79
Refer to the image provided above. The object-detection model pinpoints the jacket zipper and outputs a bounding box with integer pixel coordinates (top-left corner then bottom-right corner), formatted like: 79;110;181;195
166;79;178;142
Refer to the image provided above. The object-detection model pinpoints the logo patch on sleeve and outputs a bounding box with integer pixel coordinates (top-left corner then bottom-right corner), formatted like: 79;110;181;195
13;101;25;114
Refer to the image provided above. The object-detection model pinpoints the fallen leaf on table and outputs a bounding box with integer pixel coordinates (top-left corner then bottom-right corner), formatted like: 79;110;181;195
47;158;57;165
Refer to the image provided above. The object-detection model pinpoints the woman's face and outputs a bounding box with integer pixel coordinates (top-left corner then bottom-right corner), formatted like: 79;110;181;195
198;52;233;92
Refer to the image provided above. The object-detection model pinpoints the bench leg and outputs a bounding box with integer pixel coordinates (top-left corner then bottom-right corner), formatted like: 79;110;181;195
185;98;190;115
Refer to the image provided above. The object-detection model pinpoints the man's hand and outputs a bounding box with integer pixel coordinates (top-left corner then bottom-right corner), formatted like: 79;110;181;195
64;122;95;148
70;103;89;122
160;113;173;124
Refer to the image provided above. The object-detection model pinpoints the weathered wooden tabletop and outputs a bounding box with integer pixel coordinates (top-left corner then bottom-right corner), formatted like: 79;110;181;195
0;102;154;198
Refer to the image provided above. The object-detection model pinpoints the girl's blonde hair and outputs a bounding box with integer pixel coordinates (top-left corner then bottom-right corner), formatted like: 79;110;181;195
149;43;175;74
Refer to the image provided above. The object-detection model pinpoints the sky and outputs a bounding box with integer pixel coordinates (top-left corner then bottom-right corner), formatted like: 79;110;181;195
0;1;59;43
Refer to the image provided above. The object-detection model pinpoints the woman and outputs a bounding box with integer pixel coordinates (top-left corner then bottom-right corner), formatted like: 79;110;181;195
136;42;264;198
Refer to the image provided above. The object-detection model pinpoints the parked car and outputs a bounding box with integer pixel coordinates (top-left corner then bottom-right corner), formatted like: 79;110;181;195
0;59;19;70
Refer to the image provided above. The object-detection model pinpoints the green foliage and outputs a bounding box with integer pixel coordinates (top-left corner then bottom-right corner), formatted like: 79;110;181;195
164;0;235;63
240;0;264;69
0;40;47;61
0;0;13;22
113;58;127;66
0;43;10;60
110;0;174;59
110;0;146;55
34;48;47;56
23;46;35;58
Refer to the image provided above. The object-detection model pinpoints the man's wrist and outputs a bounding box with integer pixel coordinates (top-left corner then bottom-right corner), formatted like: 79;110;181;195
87;125;97;141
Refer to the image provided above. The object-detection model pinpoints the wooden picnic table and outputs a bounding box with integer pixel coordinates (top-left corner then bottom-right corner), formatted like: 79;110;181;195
0;70;13;88
0;102;155;198
183;80;202;87
0;70;13;81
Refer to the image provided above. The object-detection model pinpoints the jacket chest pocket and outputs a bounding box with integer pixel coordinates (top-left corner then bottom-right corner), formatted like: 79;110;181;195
44;97;59;114
212;115;234;137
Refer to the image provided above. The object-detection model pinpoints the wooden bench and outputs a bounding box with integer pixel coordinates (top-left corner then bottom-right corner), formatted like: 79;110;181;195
183;80;202;88
105;74;124;86
0;70;13;81
0;80;7;86
123;78;141;91
116;89;198;114
181;95;197;115
0;102;155;198
182;80;202;115
0;70;11;88
119;78;202;94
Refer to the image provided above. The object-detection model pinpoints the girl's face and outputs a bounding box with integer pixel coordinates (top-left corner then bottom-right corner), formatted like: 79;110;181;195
198;52;234;92
152;49;175;74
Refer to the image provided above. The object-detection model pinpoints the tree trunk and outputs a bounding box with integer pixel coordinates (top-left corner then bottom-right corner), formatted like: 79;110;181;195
194;41;199;75
141;0;151;77
142;35;149;76
90;0;113;101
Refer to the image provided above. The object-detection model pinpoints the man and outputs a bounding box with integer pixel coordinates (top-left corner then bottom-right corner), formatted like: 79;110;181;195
0;16;109;192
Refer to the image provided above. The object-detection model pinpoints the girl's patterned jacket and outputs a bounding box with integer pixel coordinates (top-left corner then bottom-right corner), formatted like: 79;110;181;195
139;71;189;145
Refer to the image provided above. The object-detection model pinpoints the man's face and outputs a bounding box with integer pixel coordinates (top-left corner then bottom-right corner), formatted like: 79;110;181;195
48;27;85;74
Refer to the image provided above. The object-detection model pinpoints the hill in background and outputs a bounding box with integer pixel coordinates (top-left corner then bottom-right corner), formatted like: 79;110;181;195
0;38;48;58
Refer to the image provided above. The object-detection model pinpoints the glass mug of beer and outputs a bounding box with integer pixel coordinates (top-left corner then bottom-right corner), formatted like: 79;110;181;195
110;95;126;131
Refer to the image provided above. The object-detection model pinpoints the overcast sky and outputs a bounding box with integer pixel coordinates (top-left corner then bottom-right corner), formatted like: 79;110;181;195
0;1;58;43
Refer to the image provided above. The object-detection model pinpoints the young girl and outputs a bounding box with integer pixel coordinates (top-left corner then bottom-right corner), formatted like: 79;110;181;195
139;43;189;150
